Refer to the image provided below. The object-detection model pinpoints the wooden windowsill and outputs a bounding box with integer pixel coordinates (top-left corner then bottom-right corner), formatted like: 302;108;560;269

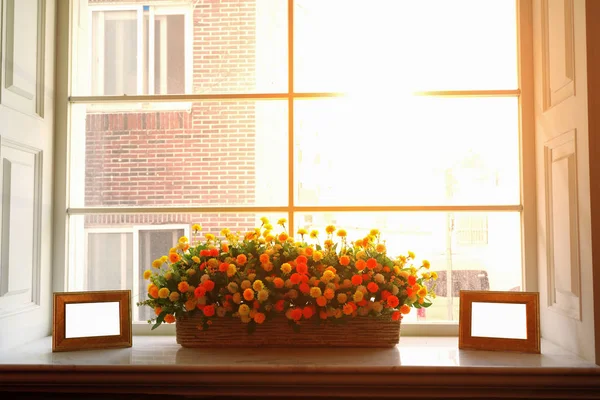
0;336;599;398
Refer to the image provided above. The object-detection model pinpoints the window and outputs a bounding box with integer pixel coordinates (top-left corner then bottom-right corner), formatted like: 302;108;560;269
90;5;190;96
67;0;527;331
78;224;187;323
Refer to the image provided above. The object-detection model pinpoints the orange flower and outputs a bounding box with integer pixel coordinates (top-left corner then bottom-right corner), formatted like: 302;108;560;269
343;303;354;315
219;262;229;272
392;311;401;321
367;282;379;293
296;263;308;275
355;259;367;271
290;308;303;321
194;286;207;298
366;258;377;270
319;310;328;320
236;254;247;265
202;280;215;292
302;307;314;319
169;253;181;263
259;253;270;264
148;284;159;298
316;296;327;307
254;312;266;324
278;232;289;242
339;255;350;266
274;300;285;312
203;304;215;317
324;288;335;300
376;243;386;253
221;243;229;253
164;314;176;324
299;283;310;294
243;288;255;301
400;304;411;314
290;273;302;285
304;247;314;257
387;295;400;308
351;275;363;286
408;275;417;286
273;277;285;288
178;281;190;293
154;307;162;316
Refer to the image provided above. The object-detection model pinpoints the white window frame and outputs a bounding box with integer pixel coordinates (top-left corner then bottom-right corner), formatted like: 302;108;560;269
87;4;193;111
54;0;536;337
84;228;132;291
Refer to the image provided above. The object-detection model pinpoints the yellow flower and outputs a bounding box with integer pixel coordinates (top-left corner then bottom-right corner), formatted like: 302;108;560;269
336;229;347;237
227;264;237;277
422;272;431;280
264;223;273;231
178;236;188;243
164;271;172;280
310;230;319;239
353;291;364;303
158;288;170;299
241;280;252;290
186;268;196;276
280;263;292;274
261;216;270;225
160;255;168;263
356;250;367;260
253;280;265;292
205;233;215;241
313;251;323;262
369;229;380;237
232;292;242;304
151;259;163;269
422;259;430;269
297;228;308;236
309;287;322;298
322;270;335;282
418;286;428;298
238;304;250;316
192;224;202;232
277;218;286;225
192;256;200;264
376;244;386;253
220;228;230;236
257;290;269;302
408;250;416;259
143;270;152;280
169;292;180;302
325;225;336;234
431;271;438;280
228;282;239;293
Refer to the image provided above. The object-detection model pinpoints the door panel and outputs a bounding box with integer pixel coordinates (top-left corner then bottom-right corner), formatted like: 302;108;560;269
0;0;55;350
533;0;595;361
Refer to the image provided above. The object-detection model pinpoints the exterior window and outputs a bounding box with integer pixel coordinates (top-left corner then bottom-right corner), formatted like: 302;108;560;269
90;6;188;95
69;0;524;328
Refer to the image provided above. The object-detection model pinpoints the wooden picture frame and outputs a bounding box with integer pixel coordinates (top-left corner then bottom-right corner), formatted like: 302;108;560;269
459;290;540;354
52;290;132;352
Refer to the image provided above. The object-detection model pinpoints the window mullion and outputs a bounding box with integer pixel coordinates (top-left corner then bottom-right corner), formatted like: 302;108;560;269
148;7;155;95
136;6;144;95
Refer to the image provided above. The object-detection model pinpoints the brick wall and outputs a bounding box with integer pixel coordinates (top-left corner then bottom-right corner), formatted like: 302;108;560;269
84;0;258;232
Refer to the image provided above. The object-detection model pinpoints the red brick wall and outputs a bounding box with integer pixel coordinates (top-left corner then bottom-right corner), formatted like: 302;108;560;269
84;0;258;232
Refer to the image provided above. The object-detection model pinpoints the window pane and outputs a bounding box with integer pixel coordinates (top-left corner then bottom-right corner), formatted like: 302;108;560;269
69;213;286;322
294;0;517;92
75;1;288;95
69;101;288;207
91;10;138;96
294;97;520;206
295;212;522;323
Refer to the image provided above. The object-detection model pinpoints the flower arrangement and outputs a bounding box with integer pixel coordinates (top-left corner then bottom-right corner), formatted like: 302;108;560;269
139;217;437;333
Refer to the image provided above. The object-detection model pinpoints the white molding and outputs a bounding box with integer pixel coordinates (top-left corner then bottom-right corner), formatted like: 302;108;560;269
35;0;46;117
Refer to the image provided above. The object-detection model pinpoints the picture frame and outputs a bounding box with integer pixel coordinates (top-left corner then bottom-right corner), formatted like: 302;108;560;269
52;290;132;352
459;290;540;354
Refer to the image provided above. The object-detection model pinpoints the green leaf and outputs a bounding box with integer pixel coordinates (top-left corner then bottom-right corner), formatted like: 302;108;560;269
421;302;433;308
151;311;167;330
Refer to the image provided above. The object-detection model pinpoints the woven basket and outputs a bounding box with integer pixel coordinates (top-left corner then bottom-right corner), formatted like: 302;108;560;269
176;313;401;348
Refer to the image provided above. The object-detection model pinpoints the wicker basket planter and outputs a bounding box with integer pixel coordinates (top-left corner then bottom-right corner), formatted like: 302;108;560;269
176;313;401;348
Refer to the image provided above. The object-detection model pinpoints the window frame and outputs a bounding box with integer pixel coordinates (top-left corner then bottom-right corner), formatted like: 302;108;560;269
53;0;536;337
